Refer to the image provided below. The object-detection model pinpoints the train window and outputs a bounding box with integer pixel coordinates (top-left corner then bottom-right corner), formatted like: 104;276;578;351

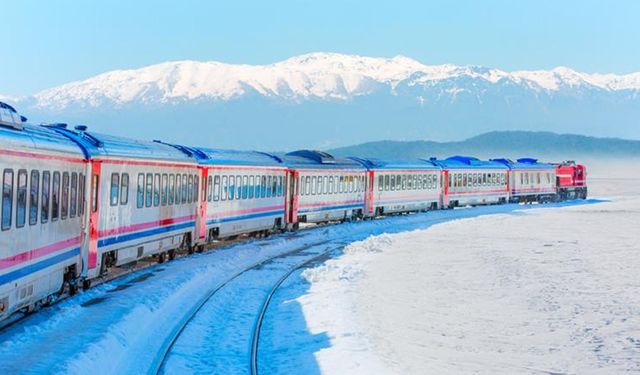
52;172;60;220
378;175;383;191
29;170;40;225
537;173;541;184
221;176;227;201
255;175;261;197
278;176;284;196
194;175;199;202
310;176;315;195
244;176;251;199
272;176;278;197
61;172;69;219
145;173;153;207
110;173;120;206
161;174;168;206
1;169;12;230
42;171;50;223
229;176;235;200
241;176;248;199
417;175;423;190
70;173;77;218
117;173;127;206
547;173;552;184
406;175;412;190
186;175;192;203
258;176;264;198
137;174;144;208
180;174;186;203
389;175;395;191
233;175;239;199
321;176;327;195
153;174;161;206
299;176;305;196
347;177;352;193
78;173;85;217
211;176;220;201
525;173;529;185
265;176;271;197
173;174;180;204
16;170;27;228
206;175;212;201
382;175;388;191
314;176;320;195
167;174;175;205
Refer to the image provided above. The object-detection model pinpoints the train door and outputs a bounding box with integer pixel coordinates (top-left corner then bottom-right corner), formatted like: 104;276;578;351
442;170;449;208
196;167;208;243
86;160;101;278
285;170;299;227
366;170;375;215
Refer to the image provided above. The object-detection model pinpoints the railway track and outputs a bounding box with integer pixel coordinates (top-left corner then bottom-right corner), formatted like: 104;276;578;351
151;238;344;374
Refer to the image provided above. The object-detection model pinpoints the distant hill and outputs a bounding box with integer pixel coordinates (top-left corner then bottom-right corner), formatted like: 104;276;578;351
328;131;640;160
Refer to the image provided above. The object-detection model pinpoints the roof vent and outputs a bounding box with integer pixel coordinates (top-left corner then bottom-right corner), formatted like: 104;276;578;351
0;101;24;130
75;125;88;132
516;158;538;164
446;155;479;165
286;150;336;164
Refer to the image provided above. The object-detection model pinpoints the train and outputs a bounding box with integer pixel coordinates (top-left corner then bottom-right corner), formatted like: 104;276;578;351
0;101;587;322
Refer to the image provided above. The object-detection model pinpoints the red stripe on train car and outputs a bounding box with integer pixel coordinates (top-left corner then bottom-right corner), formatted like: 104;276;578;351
0;236;82;271
0;149;86;164
98;214;197;237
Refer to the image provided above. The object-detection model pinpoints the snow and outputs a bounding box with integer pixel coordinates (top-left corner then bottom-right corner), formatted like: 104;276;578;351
0;162;636;374
26;52;640;109
287;169;640;374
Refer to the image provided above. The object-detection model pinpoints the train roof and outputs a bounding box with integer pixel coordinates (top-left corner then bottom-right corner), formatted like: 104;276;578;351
0;122;85;156
175;146;285;167
349;157;441;171
279;150;365;170
490;158;555;170
45;124;194;162
430;156;508;170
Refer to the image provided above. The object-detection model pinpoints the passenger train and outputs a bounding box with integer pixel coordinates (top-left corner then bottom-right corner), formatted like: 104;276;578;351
0;102;588;322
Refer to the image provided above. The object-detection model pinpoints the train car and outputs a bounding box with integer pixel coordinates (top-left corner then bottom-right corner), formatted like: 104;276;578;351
350;158;442;216
281;150;367;226
555;161;587;200
491;158;557;203
1;105;86;320
177;146;288;243
47;125;199;279
433;156;509;208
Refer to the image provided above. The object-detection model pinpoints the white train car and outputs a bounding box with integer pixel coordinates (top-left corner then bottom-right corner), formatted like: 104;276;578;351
181;146;288;242
1;105;86;319
350;157;443;216
435;156;510;207
281;150;367;225
491;158;557;203
49;126;199;279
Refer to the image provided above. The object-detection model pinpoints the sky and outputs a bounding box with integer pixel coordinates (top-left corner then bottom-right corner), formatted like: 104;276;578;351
2;0;640;95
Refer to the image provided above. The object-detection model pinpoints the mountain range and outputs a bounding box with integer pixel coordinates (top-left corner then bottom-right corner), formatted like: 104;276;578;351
329;131;640;160
3;52;640;150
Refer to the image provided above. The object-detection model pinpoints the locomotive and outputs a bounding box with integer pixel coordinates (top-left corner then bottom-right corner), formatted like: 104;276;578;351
0;102;587;321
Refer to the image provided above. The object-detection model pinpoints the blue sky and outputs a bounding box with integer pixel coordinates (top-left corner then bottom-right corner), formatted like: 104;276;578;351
2;0;639;95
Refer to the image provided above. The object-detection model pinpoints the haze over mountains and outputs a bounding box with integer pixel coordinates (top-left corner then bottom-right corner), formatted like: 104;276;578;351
4;52;640;150
329;131;640;160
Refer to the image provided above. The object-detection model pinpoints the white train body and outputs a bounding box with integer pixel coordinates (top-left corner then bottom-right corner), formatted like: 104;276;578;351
0;120;85;320
0;101;586;324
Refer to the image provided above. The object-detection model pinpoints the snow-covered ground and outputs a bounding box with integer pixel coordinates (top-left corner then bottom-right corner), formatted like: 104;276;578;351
0;163;635;374
265;167;639;374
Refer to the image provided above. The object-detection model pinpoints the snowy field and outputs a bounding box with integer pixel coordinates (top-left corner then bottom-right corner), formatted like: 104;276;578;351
0;161;637;374
267;162;639;374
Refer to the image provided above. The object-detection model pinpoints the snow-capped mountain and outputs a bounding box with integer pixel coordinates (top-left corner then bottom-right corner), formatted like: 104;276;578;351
6;52;640;149
30;52;640;109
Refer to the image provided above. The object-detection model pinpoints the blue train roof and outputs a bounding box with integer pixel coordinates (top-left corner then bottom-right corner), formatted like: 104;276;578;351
349;157;441;171
45;124;194;162
280;150;365;170
0;123;85;156
430;156;508;170
491;158;555;170
176;146;285;167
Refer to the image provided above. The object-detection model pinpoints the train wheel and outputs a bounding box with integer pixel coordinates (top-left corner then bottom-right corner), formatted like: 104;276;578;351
168;250;176;261
158;252;166;263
